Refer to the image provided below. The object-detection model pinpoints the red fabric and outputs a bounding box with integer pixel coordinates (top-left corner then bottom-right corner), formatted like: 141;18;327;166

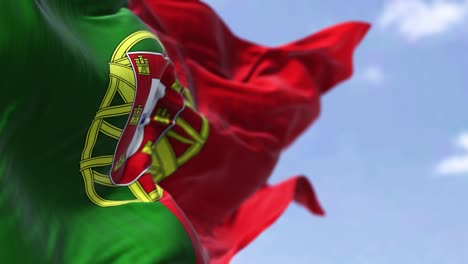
200;176;323;264
129;0;370;263
160;191;210;264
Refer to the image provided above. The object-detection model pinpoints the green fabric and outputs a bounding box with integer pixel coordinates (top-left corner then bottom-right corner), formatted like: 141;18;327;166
0;1;196;263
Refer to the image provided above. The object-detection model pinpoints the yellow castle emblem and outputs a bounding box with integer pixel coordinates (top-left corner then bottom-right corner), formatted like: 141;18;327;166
135;55;150;75
129;105;143;126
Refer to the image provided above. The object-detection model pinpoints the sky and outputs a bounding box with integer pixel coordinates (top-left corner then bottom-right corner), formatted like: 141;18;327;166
202;0;468;263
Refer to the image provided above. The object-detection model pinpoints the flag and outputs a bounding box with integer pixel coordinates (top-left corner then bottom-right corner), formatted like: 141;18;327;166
1;0;369;263
129;0;370;263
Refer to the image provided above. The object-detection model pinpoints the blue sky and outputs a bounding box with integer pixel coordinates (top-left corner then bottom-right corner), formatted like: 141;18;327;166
202;0;468;263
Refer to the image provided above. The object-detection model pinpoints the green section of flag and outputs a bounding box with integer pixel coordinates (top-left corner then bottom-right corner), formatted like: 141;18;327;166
0;1;196;263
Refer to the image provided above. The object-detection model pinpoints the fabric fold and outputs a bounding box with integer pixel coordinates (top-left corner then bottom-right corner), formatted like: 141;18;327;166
129;1;370;262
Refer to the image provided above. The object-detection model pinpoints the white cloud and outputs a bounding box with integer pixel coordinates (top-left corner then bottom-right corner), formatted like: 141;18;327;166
362;65;386;85
378;0;468;41
435;132;468;175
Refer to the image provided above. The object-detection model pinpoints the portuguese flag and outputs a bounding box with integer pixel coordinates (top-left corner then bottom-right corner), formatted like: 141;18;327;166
0;0;369;263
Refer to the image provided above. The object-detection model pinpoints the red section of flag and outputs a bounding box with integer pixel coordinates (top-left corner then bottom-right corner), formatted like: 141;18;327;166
160;191;210;264
129;1;370;263
200;176;324;264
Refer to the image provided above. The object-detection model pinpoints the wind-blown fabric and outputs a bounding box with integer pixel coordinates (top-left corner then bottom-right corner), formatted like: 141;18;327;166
1;0;369;263
129;0;370;263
